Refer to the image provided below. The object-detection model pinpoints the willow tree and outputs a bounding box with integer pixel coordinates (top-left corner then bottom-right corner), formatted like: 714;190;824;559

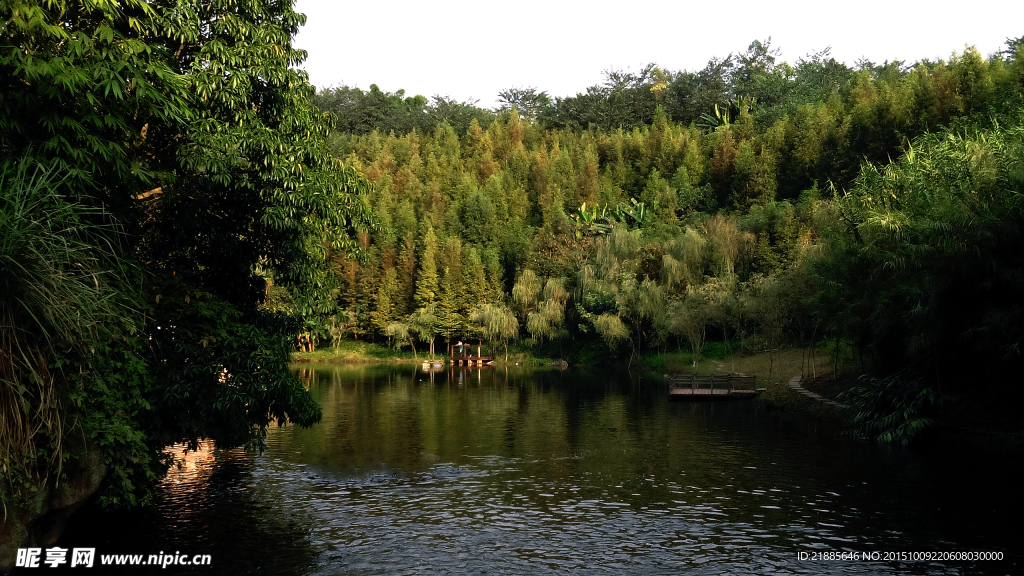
704;215;751;278
385;321;415;358
408;306;438;358
469;303;519;362
594;314;631;348
661;228;707;291
526;278;570;342
511;268;543;322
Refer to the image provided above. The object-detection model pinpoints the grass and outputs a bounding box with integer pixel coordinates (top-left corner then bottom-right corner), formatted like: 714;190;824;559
292;339;560;366
292;339;419;363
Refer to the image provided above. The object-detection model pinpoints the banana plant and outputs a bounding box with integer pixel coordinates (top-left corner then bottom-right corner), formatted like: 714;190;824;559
614;198;649;228
570;202;615;238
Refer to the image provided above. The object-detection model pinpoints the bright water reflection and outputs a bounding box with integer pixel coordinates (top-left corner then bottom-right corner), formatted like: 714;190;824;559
62;364;1021;575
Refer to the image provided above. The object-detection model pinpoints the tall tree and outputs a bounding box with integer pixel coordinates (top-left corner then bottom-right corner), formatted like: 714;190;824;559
414;225;440;309
0;0;374;524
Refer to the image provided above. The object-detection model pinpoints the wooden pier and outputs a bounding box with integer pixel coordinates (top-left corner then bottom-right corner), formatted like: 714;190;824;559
449;356;492;366
448;343;492;366
667;373;765;400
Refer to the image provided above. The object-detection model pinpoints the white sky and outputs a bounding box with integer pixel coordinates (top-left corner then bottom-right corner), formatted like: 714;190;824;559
293;0;1024;109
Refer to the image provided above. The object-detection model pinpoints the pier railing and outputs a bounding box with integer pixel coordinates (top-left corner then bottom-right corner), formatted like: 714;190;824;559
667;373;757;396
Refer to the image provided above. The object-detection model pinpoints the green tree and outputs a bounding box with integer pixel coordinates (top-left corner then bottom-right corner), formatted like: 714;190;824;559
463;247;491;308
0;0;372;524
372;268;399;338
496;87;552;121
526;278;570;342
820;124;1024;385
394;234;417;316
0;0;187;192
408;306;438;358
384;320;416;357
435;267;463;345
668;284;716;368
511;268;543;322
469;303;519;361
414;225;440;309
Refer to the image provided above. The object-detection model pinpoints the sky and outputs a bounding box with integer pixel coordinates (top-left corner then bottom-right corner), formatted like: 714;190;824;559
293;0;1024;109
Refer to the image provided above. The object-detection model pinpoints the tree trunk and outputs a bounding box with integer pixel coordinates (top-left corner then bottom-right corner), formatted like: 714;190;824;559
809;323;818;379
833;335;840;381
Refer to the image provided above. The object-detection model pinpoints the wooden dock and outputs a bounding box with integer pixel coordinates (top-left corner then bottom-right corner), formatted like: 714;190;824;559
667;373;765;400
450;356;492;366
448;343;493;366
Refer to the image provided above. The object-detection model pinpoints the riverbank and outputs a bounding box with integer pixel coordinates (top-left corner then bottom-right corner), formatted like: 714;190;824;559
291;340;558;367
301;341;1022;452
294;342;851;415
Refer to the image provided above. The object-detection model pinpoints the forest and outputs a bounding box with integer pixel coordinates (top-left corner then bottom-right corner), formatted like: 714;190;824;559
305;39;1024;443
0;0;1022;561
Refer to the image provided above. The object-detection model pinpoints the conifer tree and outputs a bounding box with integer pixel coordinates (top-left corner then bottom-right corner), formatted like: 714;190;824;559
435;267;464;345
464;247;491;309
640;169;678;224
372;268;399;338
414;225;440;309
395;234;417;315
482;249;505;298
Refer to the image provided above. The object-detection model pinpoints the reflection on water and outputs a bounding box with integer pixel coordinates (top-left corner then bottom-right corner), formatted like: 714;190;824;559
61;364;1021;575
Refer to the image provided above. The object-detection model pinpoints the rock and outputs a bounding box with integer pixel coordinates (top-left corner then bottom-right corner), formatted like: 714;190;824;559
0;438;106;573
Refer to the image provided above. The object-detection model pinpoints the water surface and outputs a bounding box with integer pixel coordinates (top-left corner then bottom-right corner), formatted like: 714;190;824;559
62;364;1021;575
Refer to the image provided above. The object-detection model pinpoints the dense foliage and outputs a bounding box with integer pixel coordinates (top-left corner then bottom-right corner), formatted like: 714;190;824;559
306;38;1024;443
1;0;372;509
2;1;1021;526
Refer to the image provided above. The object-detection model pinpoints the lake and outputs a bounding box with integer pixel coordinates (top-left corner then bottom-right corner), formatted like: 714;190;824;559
60;363;1021;575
